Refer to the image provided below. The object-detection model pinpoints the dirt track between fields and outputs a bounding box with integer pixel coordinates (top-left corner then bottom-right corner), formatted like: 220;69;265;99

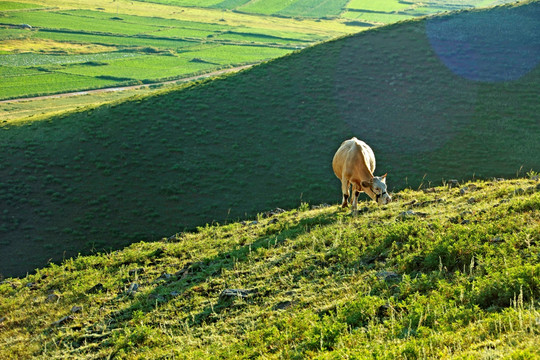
0;64;255;104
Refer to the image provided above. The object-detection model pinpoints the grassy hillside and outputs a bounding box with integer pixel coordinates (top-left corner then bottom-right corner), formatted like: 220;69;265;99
1;1;539;277
1;177;539;358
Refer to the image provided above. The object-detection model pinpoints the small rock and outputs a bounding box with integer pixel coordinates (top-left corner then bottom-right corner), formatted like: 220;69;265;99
155;272;172;281
128;268;145;276
263;208;286;217
376;271;401;282
413;198;445;208
219;288;257;300
531;175;539;181
127;283;139;295
311;204;330;209
71;306;83;313
45;293;60;303
26;282;37;290
467;197;477;204
397;210;427;220
268;218;279;224
249;221;259;226
460;188;467;195
174;263;192;278
447;179;459;188
148;294;166;303
273;301;293;310
51;315;73;327
490;236;504;243
87;283;104;294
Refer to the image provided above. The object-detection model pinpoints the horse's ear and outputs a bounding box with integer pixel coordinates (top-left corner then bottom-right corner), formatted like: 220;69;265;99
382;173;387;178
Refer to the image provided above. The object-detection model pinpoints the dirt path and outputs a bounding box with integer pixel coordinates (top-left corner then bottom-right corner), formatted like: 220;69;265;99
0;64;255;104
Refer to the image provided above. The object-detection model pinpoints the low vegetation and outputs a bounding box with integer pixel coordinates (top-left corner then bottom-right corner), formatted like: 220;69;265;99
0;1;538;277
1;177;539;358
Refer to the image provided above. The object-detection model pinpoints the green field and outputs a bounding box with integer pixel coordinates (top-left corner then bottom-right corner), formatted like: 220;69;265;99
0;1;352;101
0;0;518;105
1;177;539;358
0;1;538;277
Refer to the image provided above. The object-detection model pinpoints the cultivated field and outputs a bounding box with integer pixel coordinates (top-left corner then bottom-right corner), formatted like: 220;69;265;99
1;0;516;121
0;1;538;277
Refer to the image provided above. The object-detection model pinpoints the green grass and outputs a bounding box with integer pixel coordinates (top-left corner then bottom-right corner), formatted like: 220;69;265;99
276;0;350;18
238;0;297;15
346;0;411;12
0;1;43;10
342;11;414;23
2;10;162;35
133;0;224;6
0;177;539;358
0;1;538;279
0;71;119;99
211;0;252;9
55;54;214;81
0;52;141;67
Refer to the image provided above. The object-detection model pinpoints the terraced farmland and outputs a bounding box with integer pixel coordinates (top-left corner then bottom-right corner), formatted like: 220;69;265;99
0;3;303;101
1;0;516;107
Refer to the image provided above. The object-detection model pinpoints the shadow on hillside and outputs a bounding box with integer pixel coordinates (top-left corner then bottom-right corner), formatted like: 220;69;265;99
104;210;339;330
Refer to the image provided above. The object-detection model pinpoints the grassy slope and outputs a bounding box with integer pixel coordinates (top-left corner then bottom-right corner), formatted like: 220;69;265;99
0;1;539;278
0;177;539;358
